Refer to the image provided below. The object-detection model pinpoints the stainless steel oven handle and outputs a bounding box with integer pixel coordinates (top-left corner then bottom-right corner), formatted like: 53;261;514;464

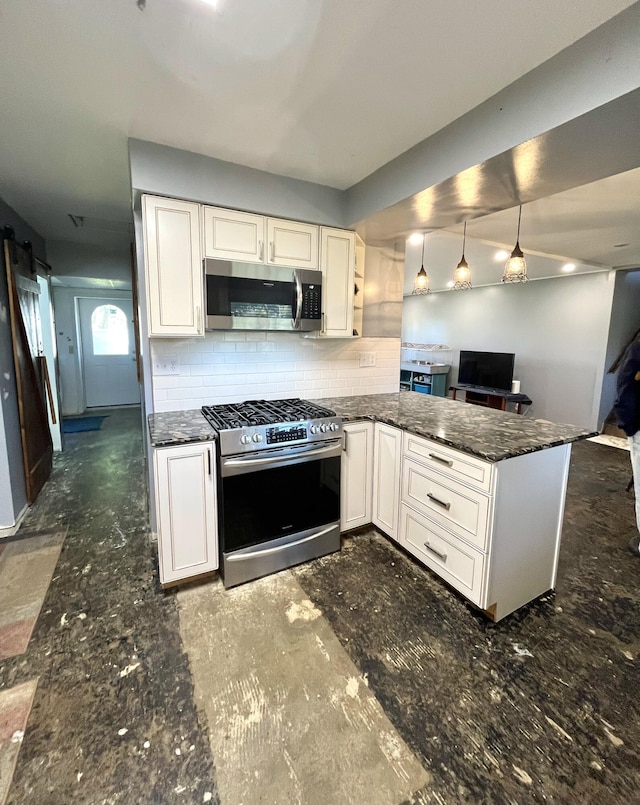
223;440;342;471
292;269;303;330
226;524;338;561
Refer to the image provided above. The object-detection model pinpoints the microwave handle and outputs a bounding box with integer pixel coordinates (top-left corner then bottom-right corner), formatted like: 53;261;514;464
292;270;303;330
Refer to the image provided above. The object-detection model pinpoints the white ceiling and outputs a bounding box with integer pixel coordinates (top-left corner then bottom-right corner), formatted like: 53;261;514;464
0;0;637;271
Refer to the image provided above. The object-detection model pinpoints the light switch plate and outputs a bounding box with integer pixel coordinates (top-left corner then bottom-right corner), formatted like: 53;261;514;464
359;352;376;367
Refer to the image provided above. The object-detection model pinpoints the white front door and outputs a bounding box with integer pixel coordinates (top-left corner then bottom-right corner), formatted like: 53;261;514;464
78;297;140;408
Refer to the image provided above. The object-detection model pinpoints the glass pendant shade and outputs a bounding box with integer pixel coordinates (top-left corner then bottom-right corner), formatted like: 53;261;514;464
452;222;472;290
412;236;431;295
502;206;528;283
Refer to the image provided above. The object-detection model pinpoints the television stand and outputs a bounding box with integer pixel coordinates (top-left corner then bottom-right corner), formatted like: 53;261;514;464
450;384;532;415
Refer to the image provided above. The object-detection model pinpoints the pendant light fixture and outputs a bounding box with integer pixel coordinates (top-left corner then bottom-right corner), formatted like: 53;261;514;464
452;221;472;290
502;205;528;283
412;235;431;295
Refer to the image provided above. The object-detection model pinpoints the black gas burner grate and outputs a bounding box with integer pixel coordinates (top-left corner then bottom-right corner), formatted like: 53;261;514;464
201;398;336;431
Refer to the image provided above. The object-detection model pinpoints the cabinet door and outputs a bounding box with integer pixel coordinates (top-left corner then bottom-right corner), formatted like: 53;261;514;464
372;423;402;541
321;227;356;338
143;195;203;337
341;421;373;531
266;218;319;269
203;207;265;263
155;443;218;584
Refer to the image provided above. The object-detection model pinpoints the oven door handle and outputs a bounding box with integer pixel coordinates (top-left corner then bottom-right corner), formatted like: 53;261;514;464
226;524;338;562
222;440;342;476
292;269;303;330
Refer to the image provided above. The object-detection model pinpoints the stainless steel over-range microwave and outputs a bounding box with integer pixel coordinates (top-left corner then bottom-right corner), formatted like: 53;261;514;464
204;258;322;332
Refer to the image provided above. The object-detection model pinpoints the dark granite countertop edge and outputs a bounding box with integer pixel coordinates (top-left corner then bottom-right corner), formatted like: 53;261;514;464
328;411;598;463
148;410;217;448
151;431;217;448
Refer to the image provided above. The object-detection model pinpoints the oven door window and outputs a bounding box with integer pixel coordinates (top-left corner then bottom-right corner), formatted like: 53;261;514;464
221;456;340;553
207;275;294;321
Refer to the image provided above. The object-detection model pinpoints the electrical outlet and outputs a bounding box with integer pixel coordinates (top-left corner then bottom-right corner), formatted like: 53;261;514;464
153;357;180;376
359;352;376;367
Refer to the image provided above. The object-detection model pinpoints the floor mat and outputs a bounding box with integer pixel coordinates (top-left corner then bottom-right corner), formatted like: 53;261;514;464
62;416;107;433
0;529;67;661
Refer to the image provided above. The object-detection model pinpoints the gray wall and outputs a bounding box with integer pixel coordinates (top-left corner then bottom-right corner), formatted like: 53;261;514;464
0;198;46;260
402;271;615;429
47;240;132;285
599;268;640;426
129;139;345;227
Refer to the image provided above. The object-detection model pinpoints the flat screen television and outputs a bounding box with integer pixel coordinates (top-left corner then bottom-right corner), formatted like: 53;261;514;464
458;350;515;392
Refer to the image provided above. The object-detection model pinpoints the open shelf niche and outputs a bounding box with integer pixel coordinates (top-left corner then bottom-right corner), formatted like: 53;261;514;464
400;343;452;397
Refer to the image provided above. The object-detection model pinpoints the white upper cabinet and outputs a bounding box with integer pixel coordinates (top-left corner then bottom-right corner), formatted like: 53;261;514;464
142;195;204;337
320;227;356;338
203;207;265;263
266;217;319;269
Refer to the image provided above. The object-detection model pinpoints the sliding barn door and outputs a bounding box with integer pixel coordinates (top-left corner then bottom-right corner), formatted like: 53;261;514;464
3;236;53;503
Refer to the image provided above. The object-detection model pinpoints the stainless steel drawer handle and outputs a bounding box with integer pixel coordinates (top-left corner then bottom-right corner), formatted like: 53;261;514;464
424;542;447;562
428;452;453;467
427;492;451;510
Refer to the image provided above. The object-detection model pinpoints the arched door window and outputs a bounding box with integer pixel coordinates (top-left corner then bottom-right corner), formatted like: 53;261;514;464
90;304;129;356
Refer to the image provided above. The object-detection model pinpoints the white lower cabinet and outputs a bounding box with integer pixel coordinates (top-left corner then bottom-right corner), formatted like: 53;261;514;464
154;442;218;585
398;431;572;621
340;421;373;531
372;423;402;541
401;457;490;551
400;505;486;607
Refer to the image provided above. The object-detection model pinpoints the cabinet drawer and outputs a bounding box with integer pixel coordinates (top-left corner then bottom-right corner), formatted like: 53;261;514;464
403;432;493;492
400;505;486;607
401;457;490;551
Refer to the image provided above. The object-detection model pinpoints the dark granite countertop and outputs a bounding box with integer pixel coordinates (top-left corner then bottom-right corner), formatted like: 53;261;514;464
148;410;216;447
148;392;596;461
313;392;596;462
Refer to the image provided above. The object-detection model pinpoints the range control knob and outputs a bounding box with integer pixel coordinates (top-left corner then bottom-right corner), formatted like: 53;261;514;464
252;433;263;443
320;423;329;433
310;425;320;435
330;422;340;432
240;434;251;445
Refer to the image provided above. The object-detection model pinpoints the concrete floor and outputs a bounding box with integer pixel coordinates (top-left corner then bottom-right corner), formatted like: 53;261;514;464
1;407;639;803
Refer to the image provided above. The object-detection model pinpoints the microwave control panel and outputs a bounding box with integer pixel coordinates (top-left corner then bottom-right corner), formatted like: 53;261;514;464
301;285;321;320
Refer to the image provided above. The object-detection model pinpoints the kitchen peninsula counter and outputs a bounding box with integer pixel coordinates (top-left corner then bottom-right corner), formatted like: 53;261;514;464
321;391;595;621
148;392;596;458
315;392;596;462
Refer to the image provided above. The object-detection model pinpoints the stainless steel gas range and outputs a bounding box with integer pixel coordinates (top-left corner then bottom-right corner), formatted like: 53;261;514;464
201;398;343;588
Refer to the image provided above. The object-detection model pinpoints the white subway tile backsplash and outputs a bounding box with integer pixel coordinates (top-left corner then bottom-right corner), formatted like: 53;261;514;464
151;334;400;411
